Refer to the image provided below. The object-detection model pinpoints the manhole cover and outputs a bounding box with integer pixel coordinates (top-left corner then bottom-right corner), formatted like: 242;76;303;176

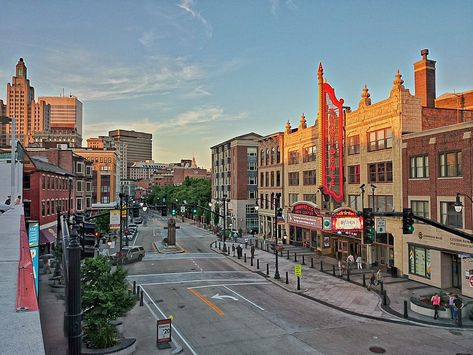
369;347;386;354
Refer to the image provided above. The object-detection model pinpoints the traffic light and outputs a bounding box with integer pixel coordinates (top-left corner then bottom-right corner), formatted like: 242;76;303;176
161;206;167;216
132;206;140;218
171;208;177;216
81;222;97;259
276;207;283;218
403;208;415;234
192;207;197;214
362;208;375;244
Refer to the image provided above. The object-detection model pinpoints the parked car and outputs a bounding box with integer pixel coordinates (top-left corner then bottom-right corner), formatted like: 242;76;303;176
134;217;143;224
111;246;145;264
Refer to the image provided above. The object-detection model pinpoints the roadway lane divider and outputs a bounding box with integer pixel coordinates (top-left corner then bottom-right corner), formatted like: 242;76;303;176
189;288;225;316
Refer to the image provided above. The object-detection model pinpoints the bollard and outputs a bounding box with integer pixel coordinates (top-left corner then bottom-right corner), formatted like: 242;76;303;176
136;285;140;298
320;261;323;272
286;271;289;284
332;265;336;276
219;242;221;250
347;268;350;282
287;250;290;260
266;244;269;252
380;281;384;293
133;281;136;294
382;290;387;305
266;264;269;276
302;255;305;265
458;308;463;327
403;300;408;319
297;276;301;290
280;250;283;257
311;257;314;268
140;290;144;306
257;259;260;269
244;253;247;263
256;240;259;249
294;253;297;262
251;257;254;266
363;273;366;287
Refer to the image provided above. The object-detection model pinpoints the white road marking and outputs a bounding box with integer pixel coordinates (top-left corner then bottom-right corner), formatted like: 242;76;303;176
188;282;270;289
211;293;238;301
141;286;199;355
132;231;140;247
129;271;255;277
223;285;265;311
140;278;265;286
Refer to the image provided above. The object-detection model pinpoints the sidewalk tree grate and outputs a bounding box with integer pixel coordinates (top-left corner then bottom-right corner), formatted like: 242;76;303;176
369;346;386;354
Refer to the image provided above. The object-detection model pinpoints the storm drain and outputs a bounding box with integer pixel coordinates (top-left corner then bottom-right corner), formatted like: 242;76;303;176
369;347;386;354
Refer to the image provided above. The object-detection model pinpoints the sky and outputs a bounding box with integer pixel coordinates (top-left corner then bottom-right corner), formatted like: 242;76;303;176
0;0;472;169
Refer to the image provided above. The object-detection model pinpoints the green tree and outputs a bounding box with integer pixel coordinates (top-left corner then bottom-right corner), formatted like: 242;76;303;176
95;210;111;234
81;256;136;349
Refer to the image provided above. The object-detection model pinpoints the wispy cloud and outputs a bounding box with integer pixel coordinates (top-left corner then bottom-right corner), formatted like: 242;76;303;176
269;0;297;16
177;0;213;38
139;30;157;48
42;48;206;101
83;105;247;139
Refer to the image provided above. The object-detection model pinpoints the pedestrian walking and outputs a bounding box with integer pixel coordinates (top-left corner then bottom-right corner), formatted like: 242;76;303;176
431;293;441;319
346;254;354;270
43;257;52;274
250;244;255;259
376;269;383;286
14;195;21;205
448;293;457;320
356;255;363;270
236;244;243;259
232;244;236;257
454;296;464;323
338;259;343;277
368;273;376;290
4;196;11;205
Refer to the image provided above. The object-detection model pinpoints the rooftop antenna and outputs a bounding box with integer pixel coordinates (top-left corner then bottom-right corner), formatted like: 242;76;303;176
62;88;64;97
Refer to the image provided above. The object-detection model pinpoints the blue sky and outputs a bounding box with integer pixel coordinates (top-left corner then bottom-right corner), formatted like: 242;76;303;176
1;0;472;169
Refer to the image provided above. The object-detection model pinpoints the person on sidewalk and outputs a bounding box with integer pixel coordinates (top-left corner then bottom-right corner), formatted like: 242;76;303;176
368;273;376;290
346;254;354;270
232;244;236;257
376;269;383;286
356;255;363;270
448;293;457;320
250;244;255;259
454;296;464;324
338;259;343;277
431;293;441;319
236;244;243;259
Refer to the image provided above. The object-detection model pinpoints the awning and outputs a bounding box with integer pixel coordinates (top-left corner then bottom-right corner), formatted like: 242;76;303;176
40;228;57;244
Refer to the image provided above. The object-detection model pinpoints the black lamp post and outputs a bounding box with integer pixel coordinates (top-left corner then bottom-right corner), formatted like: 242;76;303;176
371;184;377;211
455;192;473;213
119;192;124;252
360;184;365;211
255;192;282;279
223;194;229;253
67;176;73;224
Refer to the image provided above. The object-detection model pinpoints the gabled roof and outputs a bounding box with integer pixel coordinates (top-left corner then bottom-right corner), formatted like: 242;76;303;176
210;132;263;149
30;156;72;176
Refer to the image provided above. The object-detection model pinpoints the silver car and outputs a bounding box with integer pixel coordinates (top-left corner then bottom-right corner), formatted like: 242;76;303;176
111;246;145;264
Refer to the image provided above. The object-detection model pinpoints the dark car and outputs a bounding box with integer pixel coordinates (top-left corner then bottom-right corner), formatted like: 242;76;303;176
111;246;145;264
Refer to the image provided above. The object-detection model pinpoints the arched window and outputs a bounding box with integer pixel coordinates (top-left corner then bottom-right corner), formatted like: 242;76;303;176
265;149;270;165
277;146;281;163
271;147;275;164
260;150;264;165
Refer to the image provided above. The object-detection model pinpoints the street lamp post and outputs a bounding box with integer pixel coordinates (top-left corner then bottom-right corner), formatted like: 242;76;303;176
455;192;473;213
255;193;281;279
67;176;73;224
223;194;228;253
360;184;365;211
371;184;377;211
119;192;124;252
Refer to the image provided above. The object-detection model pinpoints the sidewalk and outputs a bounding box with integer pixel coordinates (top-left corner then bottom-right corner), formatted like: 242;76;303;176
211;237;473;329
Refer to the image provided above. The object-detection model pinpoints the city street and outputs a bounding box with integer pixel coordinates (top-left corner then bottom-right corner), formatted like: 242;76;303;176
122;213;473;354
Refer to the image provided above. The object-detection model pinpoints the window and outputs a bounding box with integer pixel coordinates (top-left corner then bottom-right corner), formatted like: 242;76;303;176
76;162;83;173
348;194;360;211
303;146;316;162
101;186;110;192
439;151;462;177
303;170;316;185
260;172;264;187
276;171;281;187
24;201;31;218
289;193;299;205
23;175;31;189
249;176;257;185
408;245;431;279
368;195;393;212
42;176;45;189
86;198;91;208
410;155;429;178
86;166;92;176
260;150;264;165
86;182;92;192
249;191;256;199
368;161;393;183
271;147;275;164
411;200;429;219
248;161;257;171
348;165;360;184
303;194;316;203
101;196;110;203
42;201;46;217
46;200;50;215
265;172;269;187
100;165;110;171
247;147;257;156
76;198;83;211
246;205;257;214
277;147;281;163
76;181;82;192
288;172;299;186
270;172;274;187
288;150;299;165
348;135;360;155
265;149;270;165
440;201;462;228
368;128;392;152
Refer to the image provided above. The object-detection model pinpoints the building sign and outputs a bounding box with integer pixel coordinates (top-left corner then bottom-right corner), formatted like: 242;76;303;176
318;63;344;203
28;222;39;295
332;208;363;231
287;213;322;230
291;202;319;216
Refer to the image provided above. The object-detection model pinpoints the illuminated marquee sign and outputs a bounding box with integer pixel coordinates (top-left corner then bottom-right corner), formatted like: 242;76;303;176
332;208;363;231
318;63;344;203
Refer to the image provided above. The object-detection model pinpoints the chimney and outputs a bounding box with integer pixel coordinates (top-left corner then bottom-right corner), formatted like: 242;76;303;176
414;49;436;108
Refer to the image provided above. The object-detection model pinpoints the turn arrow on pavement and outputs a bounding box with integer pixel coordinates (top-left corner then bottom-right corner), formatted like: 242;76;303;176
211;293;238;301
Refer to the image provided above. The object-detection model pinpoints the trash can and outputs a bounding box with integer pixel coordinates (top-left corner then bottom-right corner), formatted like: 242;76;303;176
390;266;397;278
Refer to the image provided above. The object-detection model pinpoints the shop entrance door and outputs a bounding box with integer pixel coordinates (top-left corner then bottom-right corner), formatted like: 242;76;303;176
452;254;462;290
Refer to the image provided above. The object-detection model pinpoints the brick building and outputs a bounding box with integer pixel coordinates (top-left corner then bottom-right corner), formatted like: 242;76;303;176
211;133;261;233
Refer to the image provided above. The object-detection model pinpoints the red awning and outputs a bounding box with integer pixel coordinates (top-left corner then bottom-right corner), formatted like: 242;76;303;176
40;228;56;244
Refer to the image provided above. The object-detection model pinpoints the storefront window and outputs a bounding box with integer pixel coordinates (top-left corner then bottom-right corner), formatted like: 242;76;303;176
408;245;431;279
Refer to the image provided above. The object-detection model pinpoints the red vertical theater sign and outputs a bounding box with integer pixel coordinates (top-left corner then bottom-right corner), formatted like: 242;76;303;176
318;63;344;202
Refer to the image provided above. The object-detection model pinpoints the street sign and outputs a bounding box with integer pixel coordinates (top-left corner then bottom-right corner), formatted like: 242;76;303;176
180;206;186;213
376;217;386;233
323;217;332;230
294;264;302;277
157;318;172;348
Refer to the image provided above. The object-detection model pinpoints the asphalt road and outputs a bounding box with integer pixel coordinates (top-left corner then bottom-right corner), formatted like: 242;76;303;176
124;212;473;355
